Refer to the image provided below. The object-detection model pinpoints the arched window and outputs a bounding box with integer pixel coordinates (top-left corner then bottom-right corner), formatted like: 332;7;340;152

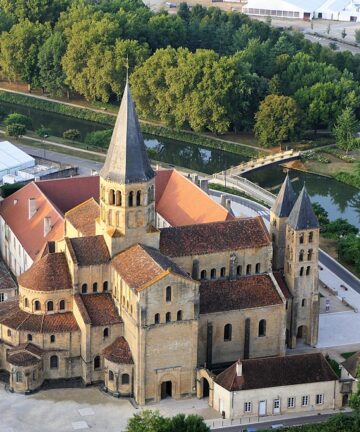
94;356;101;370
103;328;109;338
115;191;122;206
50;355;58;369
246;264;251;275
27;334;32;341
299;250;304;262
309;232;313;243
255;263;261;274
210;268;216;279
302;299;306;307
109;189;115;205
166;312;171;323
59;300;65;311
128;191;134;207
306;266;311;275
177;310;182;321
258;319;266;337
34;300;41;311
300;267;304;276
150;185;154;202
299;233;304;244
50;335;55;343
166;286;171;302
81;283;87;294
7;329;11;337
237;265;242;277
122;373;130;385
154;313;160;324
307;249;313;261
109;370;114;381
24;298;28;308
224;324;232;341
93;282;98;293
103;281;108;292
16;371;22;382
136;191;141;206
220;267;226;278
47;301;54;312
200;270;207;280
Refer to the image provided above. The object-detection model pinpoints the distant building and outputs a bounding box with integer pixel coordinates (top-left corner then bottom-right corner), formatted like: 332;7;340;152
0;141;35;182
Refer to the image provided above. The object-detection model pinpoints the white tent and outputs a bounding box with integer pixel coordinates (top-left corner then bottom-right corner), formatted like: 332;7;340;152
0;141;35;182
243;0;324;19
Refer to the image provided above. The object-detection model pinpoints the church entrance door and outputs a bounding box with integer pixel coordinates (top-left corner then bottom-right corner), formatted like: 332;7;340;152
161;381;172;399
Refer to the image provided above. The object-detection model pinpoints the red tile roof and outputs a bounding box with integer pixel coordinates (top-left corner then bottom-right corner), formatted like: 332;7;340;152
216;353;338;392
160;217;271;257
65;198;99;237
0;259;17;292
18;253;72;292
7;343;43;366
66;236;110;266
103;336;133;364
155;169;233;226
200;275;283;314
112;244;191;291
74;293;122;327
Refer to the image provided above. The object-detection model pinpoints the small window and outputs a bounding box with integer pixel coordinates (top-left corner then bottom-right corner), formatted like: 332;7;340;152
122;373;130;385
301;299;306;307
94;356;101;370
154;313;160;324
81;284;87;294
299;233;304;244
34;300;41;311
136;191;141;206
177;310;182;321
299;250;304;262
200;270;207;280
316;394;324;405
103;328;109;338
246;264;251;275
224;323;232;341
300;267;304;276
210;268;216;279
166;312;171;323
302;395;309;406
220;267;226;278
306;266;311;275
27;334;32;341
16;371;22;382
115;191;122;206
50;335;55;343
59;300;65;311
258;319;266;337
109;370;114;381
47;301;54;312
255;263;261;274
244;402;252;413
237;265;242;276
309;232;313;243
24;298;29;308
50;355;58;369
308;249;313;261
7;329;11;337
288;397;295;408
103;281;108;292
93;282;98;293
128;191;134;207
166;286;171;302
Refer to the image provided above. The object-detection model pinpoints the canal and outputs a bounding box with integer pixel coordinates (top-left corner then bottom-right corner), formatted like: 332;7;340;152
1;101;359;227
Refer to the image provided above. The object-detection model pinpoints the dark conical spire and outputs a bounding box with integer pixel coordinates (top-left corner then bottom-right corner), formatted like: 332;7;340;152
287;186;319;230
100;80;154;184
272;174;297;218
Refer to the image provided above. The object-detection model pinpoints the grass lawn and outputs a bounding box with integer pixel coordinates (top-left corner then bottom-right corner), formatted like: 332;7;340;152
341;352;356;359
303;148;360;178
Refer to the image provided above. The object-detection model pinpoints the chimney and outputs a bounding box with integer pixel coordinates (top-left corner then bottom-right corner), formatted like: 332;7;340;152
28;198;37;219
220;194;226;207
236;360;243;377
43;217;52;237
191;174;199;185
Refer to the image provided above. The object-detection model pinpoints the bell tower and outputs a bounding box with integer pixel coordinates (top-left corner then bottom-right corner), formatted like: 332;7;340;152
284;186;320;348
96;80;159;256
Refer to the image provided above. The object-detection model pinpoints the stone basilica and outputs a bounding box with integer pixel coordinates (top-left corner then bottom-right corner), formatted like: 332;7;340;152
0;81;320;405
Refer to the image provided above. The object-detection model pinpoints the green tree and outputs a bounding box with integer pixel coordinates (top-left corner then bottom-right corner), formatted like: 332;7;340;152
0;0;69;23
323;218;358;238
312;202;330;229
333;107;359;154
169;414;210;432
4;113;32;129
126;410;170;432
85;129;112;148
6;123;26;137
356;29;360;44
63;129;81;140
254;95;299;148
338;235;360;273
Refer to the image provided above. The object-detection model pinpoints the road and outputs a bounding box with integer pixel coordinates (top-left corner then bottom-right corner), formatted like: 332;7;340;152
304;33;360;54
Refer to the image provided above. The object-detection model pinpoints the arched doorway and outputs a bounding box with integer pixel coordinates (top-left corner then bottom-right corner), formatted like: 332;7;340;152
161;381;172;399
297;325;307;344
202;378;210;398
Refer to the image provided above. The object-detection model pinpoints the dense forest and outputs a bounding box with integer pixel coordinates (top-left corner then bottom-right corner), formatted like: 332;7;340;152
1;0;360;137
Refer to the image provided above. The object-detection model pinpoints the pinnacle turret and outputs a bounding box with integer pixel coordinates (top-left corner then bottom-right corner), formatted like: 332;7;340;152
271;174;297;218
287;186;319;230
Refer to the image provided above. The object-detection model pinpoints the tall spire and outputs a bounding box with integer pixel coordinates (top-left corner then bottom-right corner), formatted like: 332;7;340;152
271;174;297;218
287;186;319;230
100;81;154;184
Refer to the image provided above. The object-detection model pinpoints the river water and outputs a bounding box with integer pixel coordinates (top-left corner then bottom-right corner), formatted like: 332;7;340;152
1;101;359;227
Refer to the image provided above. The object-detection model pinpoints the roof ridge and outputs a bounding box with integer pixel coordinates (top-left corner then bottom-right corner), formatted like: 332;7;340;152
17;313;31;331
65;197;98;216
33;181;64;218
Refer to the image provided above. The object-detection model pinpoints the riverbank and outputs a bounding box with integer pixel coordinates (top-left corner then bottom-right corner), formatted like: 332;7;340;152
0;87;258;159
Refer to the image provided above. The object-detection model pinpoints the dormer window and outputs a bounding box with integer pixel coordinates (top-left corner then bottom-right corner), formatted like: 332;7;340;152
44;217;52;237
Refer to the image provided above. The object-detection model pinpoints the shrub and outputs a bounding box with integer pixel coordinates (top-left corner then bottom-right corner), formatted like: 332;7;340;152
4;113;32;129
36;126;52;137
6;123;26;137
85;129;112;148
63;129;81;140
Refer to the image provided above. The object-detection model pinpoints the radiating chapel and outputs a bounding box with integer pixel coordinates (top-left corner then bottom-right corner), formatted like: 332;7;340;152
0;81;320;404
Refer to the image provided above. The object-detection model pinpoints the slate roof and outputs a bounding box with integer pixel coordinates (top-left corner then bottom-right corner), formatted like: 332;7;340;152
159;217;271;257
272;174;297;218
100;80;154;184
66;236;110;266
74;293;122;327
65;198;99;236
103;336;133;364
341;352;360;378
7;343;43;367
199;275;283;314
216;353;337;392
18;252;72;292
287;186;319;230
112;244;191;291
